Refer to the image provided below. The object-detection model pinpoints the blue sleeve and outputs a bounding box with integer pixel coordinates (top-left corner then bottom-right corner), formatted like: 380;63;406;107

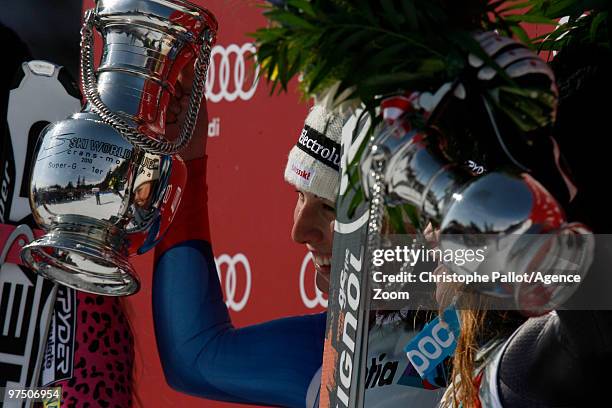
153;240;326;408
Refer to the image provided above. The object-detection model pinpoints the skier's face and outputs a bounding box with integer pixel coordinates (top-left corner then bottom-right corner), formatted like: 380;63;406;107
134;181;153;208
292;190;335;294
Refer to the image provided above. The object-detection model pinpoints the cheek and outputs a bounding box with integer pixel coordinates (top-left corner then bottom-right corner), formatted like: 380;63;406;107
293;201;301;223
322;216;335;245
326;219;334;240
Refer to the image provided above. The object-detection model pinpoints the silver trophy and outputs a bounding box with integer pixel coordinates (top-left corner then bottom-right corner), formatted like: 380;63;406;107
360;33;594;314
20;0;217;296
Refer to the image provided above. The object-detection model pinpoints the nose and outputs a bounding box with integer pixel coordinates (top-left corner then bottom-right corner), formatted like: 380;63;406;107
291;199;323;245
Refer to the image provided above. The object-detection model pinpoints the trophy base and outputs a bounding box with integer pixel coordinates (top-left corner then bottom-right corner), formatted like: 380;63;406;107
21;216;139;296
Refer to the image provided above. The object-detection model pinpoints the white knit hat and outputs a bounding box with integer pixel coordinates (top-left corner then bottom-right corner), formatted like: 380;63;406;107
133;153;161;191
284;103;347;203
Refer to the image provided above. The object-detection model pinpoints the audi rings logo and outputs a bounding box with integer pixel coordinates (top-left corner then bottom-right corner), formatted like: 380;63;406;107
206;43;260;103
299;252;328;309
216;253;252;312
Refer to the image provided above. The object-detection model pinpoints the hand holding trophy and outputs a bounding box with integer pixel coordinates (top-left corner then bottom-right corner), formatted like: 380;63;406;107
20;0;217;296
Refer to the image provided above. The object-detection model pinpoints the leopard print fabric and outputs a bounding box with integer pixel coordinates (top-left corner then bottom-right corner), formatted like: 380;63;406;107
54;293;134;408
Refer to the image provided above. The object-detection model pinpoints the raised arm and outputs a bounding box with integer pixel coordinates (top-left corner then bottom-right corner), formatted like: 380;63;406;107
152;102;325;407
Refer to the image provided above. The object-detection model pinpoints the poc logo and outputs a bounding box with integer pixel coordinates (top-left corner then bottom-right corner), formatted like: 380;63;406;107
406;321;454;377
404;306;460;381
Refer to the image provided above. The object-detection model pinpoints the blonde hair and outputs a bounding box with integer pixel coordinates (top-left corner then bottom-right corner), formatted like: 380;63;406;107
441;299;525;407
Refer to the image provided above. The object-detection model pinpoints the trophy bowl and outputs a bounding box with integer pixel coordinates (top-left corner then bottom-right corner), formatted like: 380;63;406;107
20;0;217;296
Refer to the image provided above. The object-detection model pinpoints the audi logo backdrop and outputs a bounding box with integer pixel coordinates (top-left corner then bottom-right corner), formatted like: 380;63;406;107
2;0;324;405
85;0;330;407
0;1;549;407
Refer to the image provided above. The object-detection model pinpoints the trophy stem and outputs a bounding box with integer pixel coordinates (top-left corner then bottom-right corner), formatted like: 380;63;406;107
21;215;139;296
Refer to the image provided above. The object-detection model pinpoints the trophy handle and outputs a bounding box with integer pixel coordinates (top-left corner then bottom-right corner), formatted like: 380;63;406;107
80;9;214;155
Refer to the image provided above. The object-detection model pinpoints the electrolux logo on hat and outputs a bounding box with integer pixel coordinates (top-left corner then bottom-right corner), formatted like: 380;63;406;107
296;125;341;171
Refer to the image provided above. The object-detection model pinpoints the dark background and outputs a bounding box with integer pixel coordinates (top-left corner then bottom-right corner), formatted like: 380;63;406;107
0;0;81;79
